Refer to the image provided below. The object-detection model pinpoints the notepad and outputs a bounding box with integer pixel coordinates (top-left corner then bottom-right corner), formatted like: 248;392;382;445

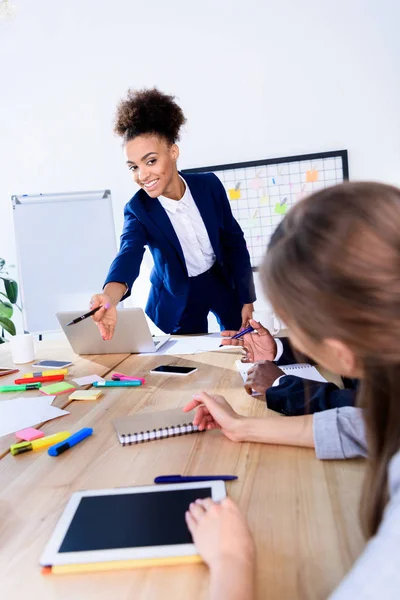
235;360;328;384
113;408;202;446
69;390;103;401
15;427;45;441
40;382;76;396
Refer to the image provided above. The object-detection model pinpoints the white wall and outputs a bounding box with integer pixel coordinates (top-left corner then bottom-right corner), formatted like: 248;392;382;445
1;0;399;332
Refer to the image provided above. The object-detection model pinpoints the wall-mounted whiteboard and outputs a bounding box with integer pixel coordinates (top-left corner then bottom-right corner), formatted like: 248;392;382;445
183;150;349;269
12;190;117;332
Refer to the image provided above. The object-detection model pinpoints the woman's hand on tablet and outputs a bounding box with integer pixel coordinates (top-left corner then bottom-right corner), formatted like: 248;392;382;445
186;497;255;600
184;392;244;442
89;293;117;341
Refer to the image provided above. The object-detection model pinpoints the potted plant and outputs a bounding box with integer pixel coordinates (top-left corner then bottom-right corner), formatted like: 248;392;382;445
0;257;19;343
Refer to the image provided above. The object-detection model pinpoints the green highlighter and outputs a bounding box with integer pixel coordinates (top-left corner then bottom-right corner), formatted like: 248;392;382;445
0;383;42;392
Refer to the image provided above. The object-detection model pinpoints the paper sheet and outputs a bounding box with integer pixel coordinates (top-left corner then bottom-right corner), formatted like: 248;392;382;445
142;334;223;356
0;396;69;438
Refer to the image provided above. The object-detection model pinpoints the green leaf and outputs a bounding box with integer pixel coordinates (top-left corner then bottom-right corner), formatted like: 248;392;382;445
0;299;13;319
0;258;5;271
0;317;16;336
1;278;18;304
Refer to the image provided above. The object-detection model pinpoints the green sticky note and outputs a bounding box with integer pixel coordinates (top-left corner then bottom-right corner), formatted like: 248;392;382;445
274;202;287;215
40;382;76;396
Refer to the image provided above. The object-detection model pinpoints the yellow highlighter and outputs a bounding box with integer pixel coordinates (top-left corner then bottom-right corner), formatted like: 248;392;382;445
10;431;71;456
22;369;69;378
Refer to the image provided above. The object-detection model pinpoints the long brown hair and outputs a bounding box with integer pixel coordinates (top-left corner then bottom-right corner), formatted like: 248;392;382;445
262;182;400;537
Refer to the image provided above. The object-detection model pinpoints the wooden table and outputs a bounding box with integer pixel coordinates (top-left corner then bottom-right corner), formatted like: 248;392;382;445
0;340;366;599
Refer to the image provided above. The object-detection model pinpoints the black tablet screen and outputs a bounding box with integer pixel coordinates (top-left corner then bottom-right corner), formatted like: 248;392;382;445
59;488;212;552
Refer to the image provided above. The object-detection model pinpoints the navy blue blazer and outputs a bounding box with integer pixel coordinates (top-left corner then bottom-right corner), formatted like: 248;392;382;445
266;338;358;415
104;172;256;333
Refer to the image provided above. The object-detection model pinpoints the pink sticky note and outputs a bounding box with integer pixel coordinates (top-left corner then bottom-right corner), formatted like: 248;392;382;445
15;427;45;441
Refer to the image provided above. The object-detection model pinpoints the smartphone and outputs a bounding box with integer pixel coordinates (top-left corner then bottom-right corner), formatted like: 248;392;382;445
0;368;19;378
31;360;73;369
150;365;198;376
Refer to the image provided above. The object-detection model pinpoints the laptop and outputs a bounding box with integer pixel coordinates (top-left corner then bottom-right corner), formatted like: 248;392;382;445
56;308;170;355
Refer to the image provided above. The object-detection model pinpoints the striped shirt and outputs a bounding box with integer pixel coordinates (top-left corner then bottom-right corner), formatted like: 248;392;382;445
314;407;400;599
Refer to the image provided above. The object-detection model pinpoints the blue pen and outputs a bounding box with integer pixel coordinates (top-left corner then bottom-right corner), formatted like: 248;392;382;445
230;326;254;341
154;475;238;484
219;326;254;348
48;427;93;456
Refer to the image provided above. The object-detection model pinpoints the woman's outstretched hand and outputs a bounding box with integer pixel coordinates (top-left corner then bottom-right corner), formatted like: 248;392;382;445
89;293;117;340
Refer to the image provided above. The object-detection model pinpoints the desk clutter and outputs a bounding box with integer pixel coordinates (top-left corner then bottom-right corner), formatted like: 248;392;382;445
1;356;240;577
1;362;205;455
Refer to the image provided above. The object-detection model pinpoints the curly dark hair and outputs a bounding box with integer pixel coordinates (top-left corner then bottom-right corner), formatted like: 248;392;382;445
114;87;186;145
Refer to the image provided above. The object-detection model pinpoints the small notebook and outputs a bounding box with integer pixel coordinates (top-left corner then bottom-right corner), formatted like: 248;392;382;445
113;408;202;446
235;360;328;384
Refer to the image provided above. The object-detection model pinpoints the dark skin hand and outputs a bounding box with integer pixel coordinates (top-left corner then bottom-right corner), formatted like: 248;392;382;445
220;319;277;363
245;361;285;396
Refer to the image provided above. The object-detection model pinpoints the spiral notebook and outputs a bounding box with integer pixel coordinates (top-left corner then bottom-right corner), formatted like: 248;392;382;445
113;408;202;446
235;360;327;384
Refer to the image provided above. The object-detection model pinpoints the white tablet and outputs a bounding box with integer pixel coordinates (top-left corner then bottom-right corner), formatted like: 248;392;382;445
40;481;226;573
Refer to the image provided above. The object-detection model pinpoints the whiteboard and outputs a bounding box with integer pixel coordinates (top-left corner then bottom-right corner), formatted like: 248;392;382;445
183;150;349;268
12;190;117;332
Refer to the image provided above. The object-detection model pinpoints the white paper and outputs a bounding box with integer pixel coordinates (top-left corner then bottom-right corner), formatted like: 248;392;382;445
72;374;105;386
235;361;328;384
142;334;223;355
0;395;69;438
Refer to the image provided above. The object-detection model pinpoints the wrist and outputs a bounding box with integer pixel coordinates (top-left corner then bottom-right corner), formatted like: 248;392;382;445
229;415;250;442
103;282;126;306
210;552;255;578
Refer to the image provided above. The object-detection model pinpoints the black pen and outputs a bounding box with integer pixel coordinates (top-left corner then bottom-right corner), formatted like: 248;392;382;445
66;305;108;326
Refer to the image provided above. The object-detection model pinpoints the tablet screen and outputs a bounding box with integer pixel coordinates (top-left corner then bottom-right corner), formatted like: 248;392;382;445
59;487;212;553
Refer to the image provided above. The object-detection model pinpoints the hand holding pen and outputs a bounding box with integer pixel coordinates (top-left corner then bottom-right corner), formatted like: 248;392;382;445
66;305;106;326
220;319;277;363
88;293;117;341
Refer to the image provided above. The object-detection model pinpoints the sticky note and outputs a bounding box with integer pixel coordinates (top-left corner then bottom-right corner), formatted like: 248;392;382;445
69;390;103;401
228;188;241;200
40;382;76;396
250;177;262;190
274;202;287;215
72;374;105;386
306;169;318;183
15;427;44;441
